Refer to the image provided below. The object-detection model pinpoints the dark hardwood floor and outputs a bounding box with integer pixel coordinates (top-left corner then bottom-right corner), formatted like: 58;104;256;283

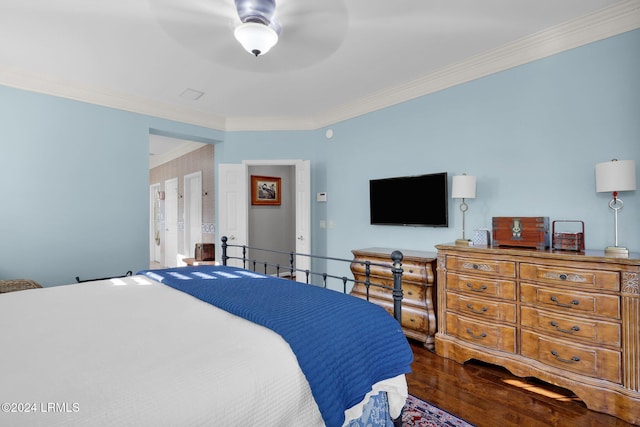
405;340;635;427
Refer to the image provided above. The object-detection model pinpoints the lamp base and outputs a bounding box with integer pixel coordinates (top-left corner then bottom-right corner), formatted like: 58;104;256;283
455;239;472;246
604;246;629;258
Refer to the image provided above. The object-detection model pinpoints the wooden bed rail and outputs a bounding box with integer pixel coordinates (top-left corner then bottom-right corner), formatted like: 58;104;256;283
220;236;405;324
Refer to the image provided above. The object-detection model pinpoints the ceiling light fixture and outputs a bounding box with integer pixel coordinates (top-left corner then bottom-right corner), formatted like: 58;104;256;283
233;0;280;57
234;21;278;57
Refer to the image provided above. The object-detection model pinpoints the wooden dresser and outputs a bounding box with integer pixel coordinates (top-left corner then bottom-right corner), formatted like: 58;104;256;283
350;248;437;349
435;243;640;424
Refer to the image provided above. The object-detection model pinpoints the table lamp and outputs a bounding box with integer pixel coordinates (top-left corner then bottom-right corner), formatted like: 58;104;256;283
595;159;636;257
452;174;477;246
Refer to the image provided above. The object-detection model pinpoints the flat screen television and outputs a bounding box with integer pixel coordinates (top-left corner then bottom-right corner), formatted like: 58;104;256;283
369;172;448;227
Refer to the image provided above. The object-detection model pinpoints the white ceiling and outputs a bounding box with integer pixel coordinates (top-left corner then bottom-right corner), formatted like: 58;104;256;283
0;0;638;136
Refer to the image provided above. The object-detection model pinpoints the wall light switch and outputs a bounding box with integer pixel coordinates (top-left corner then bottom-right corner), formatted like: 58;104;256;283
317;192;327;202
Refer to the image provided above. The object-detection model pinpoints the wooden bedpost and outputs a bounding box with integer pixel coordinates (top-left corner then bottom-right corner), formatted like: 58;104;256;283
391;250;403;324
221;236;228;266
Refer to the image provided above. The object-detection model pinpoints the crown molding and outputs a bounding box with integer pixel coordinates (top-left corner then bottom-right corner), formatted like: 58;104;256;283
0;1;638;133
308;0;640;130
0;67;226;130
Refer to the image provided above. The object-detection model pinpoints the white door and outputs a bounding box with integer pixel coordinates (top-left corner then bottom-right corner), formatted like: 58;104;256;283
217;163;248;267
184;171;202;258
294;160;311;282
164;177;179;268
149;183;162;264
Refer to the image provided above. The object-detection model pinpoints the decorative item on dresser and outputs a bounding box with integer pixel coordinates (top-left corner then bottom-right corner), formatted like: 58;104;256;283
451;173;477;246
595;158;637;257
350;248;438;350
434;243;640;425
492;216;550;249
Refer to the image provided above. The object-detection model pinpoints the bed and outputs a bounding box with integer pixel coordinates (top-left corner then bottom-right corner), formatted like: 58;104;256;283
0;239;412;427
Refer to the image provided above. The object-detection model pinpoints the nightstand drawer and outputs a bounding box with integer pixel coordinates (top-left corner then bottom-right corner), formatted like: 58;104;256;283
447;293;516;323
521;330;621;383
446;256;516;278
361;280;426;306
521;306;621;347
369;298;427;335
447;272;516;300
446;312;516;353
520;263;619;291
521;283;620;319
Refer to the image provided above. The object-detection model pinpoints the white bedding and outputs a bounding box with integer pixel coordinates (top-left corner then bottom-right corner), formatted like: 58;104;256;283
0;275;406;426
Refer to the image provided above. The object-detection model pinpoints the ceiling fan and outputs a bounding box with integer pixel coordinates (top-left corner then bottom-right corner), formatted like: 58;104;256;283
233;0;280;56
149;0;348;71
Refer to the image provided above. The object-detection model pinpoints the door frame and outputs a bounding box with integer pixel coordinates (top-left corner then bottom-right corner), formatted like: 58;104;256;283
149;183;162;264
217;159;311;278
183;171;203;259
164;177;179;268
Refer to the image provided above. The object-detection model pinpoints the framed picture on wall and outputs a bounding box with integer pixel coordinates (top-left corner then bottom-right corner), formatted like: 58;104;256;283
251;175;281;205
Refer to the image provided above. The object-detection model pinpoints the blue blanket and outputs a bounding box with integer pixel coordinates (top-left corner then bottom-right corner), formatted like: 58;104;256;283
138;265;413;427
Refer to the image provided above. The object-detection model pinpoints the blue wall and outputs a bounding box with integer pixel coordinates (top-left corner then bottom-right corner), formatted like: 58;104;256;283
0;87;222;286
1;29;638;286
219;29;640;268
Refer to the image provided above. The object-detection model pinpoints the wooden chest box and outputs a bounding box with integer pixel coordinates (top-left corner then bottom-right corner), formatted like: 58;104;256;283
195;243;215;261
492;217;550;250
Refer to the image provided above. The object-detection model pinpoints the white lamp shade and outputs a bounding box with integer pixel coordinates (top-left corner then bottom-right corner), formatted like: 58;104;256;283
234;22;278;56
452;175;477;199
595;159;636;193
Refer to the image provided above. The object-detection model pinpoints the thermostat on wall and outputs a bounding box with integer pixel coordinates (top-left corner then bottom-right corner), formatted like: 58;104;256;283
317;192;327;202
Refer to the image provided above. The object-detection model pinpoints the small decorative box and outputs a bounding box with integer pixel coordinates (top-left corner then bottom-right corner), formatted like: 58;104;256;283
552;220;585;251
473;229;491;246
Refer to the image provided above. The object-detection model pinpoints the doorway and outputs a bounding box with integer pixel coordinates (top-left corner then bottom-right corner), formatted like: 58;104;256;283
217;159;311;281
148;134;214;268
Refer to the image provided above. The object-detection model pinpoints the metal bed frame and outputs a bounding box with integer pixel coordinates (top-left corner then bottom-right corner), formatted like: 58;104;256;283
220;235;405;324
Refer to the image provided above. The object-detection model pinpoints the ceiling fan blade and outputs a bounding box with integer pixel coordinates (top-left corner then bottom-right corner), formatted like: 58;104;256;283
150;0;350;72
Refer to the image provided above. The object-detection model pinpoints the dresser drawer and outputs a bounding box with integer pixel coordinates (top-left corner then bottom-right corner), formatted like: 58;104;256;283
446;312;516;353
446;256;516;278
521;283;620;320
521;306;621;347
520;263;619;291
521;330;621;384
447;272;516;300
447;293;516;323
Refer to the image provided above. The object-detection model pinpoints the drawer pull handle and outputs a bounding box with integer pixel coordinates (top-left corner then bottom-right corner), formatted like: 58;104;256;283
466;304;488;314
550;295;579;308
559;274;568;280
550;321;580;334
472;264;479;269
466;283;487;292
465;328;487;340
551;350;580;364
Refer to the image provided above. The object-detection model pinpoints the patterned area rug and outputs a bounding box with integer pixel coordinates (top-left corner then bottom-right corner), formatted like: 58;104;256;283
403;394;475;427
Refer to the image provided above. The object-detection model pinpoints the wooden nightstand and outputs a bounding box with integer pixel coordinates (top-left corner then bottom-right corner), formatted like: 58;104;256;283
0;279;42;294
350;248;438;349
